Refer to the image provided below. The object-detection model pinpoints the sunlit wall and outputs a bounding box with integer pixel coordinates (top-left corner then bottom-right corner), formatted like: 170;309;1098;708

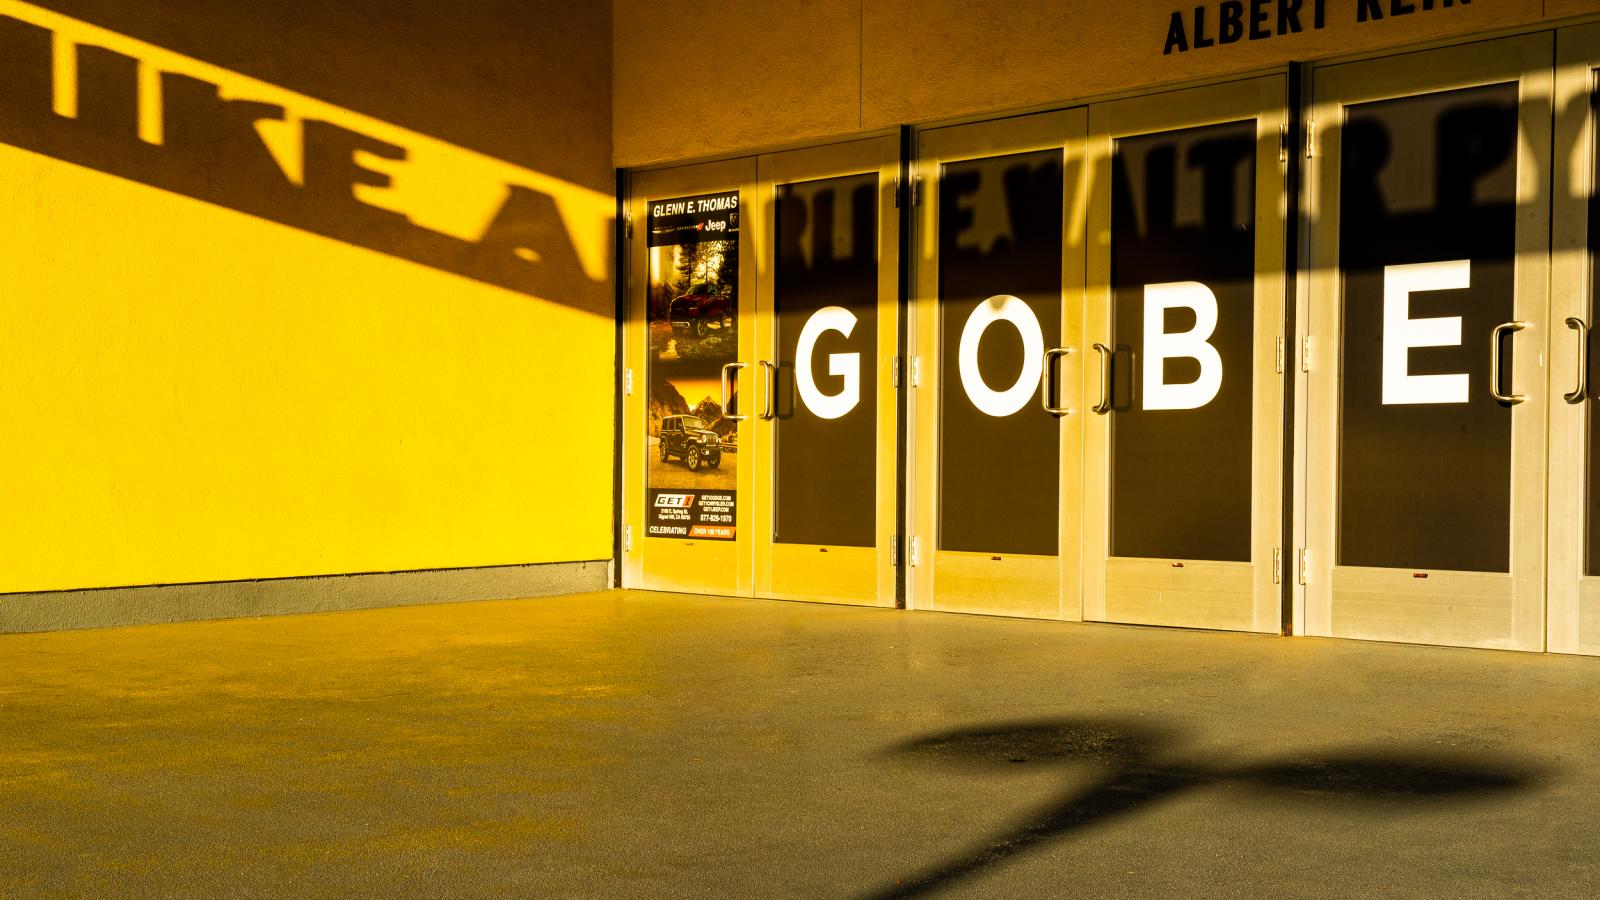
0;1;615;593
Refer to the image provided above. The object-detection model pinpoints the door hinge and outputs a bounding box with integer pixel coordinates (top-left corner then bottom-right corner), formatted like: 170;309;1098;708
890;536;899;567
1278;123;1287;164
624;210;633;239
892;176;902;209
1300;335;1311;373
1273;546;1282;585
910;356;922;388
1297;548;1308;585
911;176;923;207
1275;337;1284;374
1304;121;1314;160
624;524;632;552
909;536;920;567
891;355;902;388
624;367;634;396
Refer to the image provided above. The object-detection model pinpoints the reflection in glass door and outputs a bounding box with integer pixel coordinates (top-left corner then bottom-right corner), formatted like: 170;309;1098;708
1083;78;1287;632
910;112;1087;619
1305;37;1552;650
753;138;899;605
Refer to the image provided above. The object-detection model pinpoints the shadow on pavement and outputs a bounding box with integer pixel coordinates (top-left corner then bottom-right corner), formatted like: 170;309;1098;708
861;718;1545;899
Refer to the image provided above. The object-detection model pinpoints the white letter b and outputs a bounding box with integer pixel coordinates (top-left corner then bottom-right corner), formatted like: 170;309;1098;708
1142;281;1223;411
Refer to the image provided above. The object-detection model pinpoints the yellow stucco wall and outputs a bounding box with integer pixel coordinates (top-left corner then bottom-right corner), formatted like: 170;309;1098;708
615;0;1594;166
0;1;616;593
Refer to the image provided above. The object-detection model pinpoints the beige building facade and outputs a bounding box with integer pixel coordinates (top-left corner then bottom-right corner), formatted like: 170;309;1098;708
10;1;1600;656
617;1;1600;654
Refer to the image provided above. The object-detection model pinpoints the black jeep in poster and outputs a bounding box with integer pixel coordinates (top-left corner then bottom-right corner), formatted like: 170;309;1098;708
657;414;722;471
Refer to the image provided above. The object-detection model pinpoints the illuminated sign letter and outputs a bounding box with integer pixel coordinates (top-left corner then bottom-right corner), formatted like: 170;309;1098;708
959;295;1045;417
1382;260;1470;405
1143;281;1223;410
795;306;861;420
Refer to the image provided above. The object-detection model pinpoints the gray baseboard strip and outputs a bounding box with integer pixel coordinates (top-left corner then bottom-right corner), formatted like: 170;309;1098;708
0;560;612;634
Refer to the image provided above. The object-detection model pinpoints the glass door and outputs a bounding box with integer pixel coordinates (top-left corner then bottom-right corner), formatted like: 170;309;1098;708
1549;24;1600;655
909;111;1088;618
1304;36;1553;650
622;159;757;596
751;137;900;605
1082;77;1288;632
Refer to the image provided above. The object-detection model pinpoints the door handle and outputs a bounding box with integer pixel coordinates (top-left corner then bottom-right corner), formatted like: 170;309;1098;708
1490;321;1529;406
1091;343;1112;415
1566;317;1589;405
720;362;747;421
1040;348;1073;417
758;360;777;420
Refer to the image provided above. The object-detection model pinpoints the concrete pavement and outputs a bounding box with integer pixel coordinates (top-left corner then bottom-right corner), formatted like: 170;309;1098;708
3;590;1598;897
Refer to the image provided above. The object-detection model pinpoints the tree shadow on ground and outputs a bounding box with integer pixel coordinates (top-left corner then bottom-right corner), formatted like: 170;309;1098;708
861;718;1546;899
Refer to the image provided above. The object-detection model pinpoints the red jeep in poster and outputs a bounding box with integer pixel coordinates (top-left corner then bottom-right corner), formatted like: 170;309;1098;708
668;283;733;338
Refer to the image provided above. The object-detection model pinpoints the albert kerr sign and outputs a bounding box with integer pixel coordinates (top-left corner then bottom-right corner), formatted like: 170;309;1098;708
1163;0;1474;54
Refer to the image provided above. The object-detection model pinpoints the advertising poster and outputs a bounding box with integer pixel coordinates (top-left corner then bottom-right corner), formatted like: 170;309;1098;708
645;191;740;540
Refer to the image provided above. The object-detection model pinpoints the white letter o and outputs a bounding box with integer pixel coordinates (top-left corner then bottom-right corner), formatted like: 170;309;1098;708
959;295;1045;417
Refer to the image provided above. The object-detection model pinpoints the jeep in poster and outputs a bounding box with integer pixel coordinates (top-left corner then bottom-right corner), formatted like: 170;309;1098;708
645;191;739;540
658;415;722;471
